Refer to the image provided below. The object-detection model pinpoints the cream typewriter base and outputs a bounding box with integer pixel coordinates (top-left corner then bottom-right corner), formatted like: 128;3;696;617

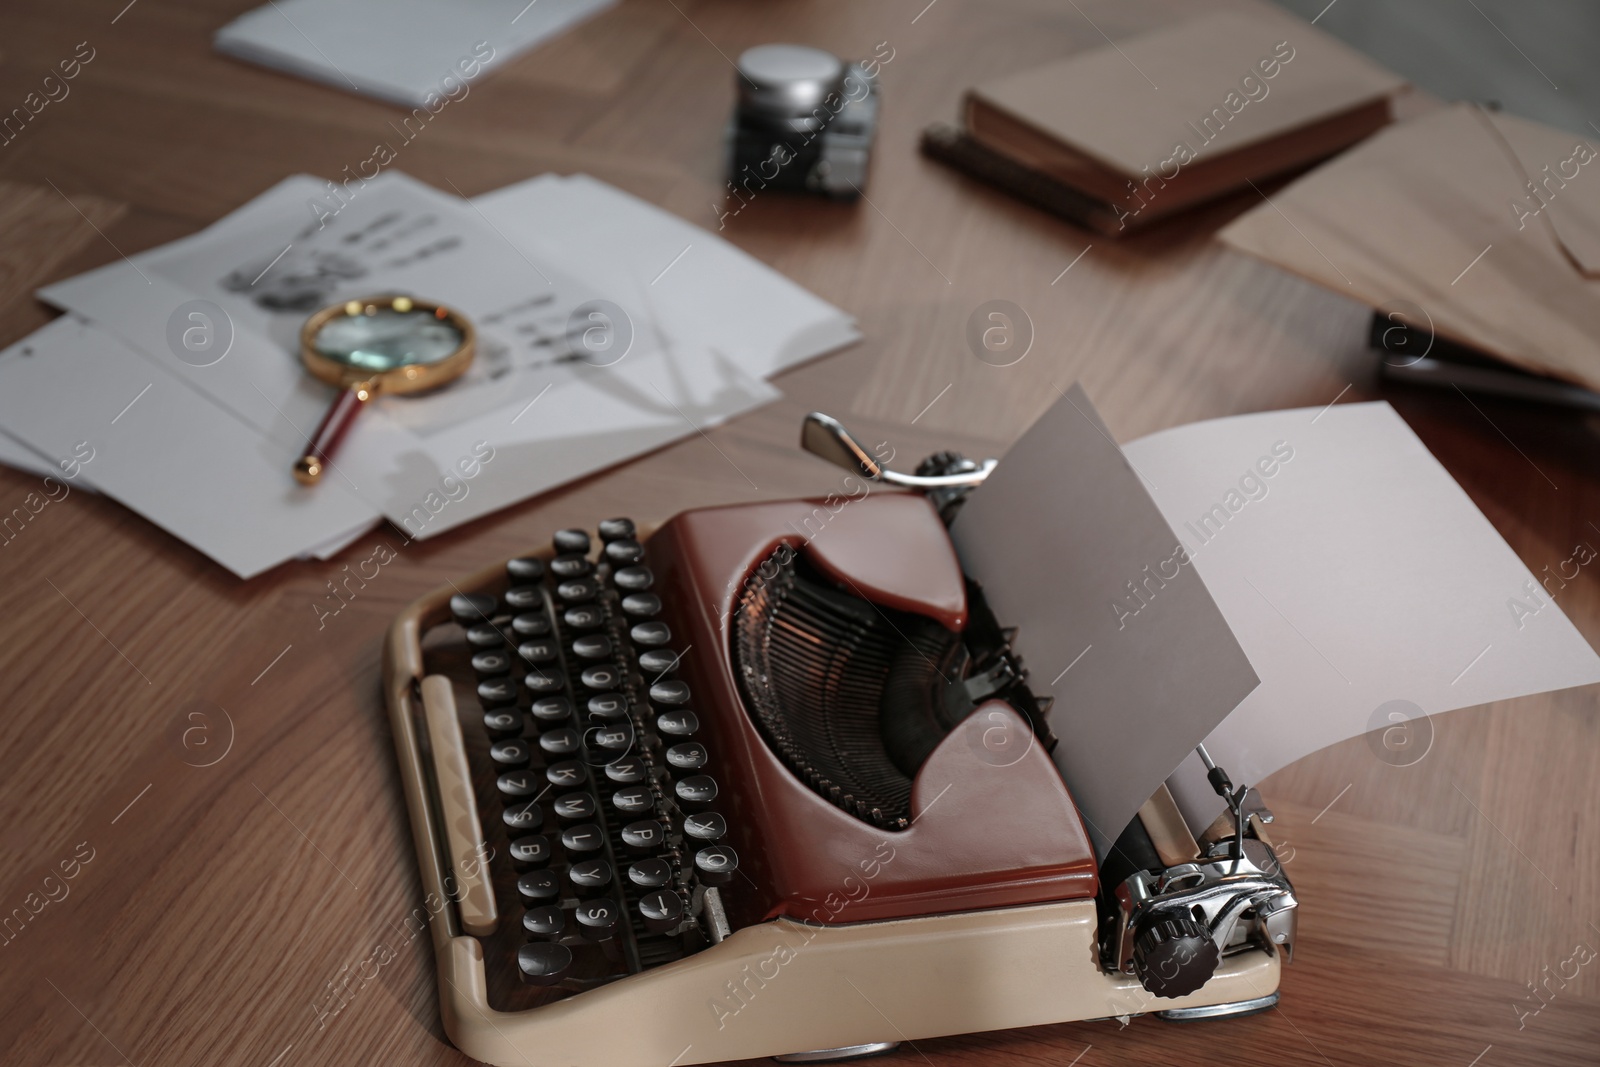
432;900;1281;1066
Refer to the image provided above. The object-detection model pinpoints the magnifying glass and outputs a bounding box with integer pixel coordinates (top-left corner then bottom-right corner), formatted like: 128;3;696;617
294;294;475;485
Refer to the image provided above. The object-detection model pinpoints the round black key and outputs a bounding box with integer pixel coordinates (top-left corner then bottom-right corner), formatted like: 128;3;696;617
694;844;739;887
564;605;605;630
450;592;497;626
516;869;561;906
612;784;654;815
530;697;572;730
580;664;621;691
569;858;613;897
518;639;559;665
587;723;634;755
572;634;613;660
507;557;547;583
621;820;665;853
490;737;532;770
497;770;541;802
552;792;597;823
504;585;543;613
522;904;565;939
628;857;673;890
638;889;684;934
665;742;708;776
621;593;662;618
675;774;718;810
511;612;552;638
613;566;654;592
630;621;671;647
575;898;620;942
553;528;592;554
546;760;588;789
587;693;628;720
472;649;512;678
509;834;552;869
517;941;572;985
598;517;636;542
560;822;605;854
477;677;519;708
605;756;647;784
539;727;582;758
523;669;565;696
465;623;504;650
650;681;691;707
604;539;645;567
550;553;593;579
557;577;599;603
655;709;699;737
638;648;681;675
483;708;522;739
503;800;543;833
683;811;727;844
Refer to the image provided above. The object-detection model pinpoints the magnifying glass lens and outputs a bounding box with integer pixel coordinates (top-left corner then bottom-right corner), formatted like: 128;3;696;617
313;308;465;373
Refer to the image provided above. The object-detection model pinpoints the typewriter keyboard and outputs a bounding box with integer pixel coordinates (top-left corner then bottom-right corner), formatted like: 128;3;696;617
442;519;735;993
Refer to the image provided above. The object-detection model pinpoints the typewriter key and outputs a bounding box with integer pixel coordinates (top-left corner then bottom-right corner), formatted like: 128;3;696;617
522;904;565;940
579;665;621;691
621;820;664;853
611;785;654;815
569;858;614;897
511;612;552;638
572;634;613;660
523;669;566;696
502;587;539;614
509;834;553;870
694;845;738;887
638;889;684;934
518;639;559;665
490;737;532;770
574;898;620;942
539;727;582;758
665;742;709;776
546;760;588;789
465;623;504;650
530;697;573;730
517;869;562;906
613;566;654;592
497;770;541;802
655;709;699;737
598;517;636;542
477;677;519;708
629;621;671;647
637;648;682;676
553;528;592;555
552;792;598;823
550;553;594;579
620;593;662;618
588;724;633;755
605;756;647;785
503;800;543;833
517;941;573;986
649;681;692;708
450;592;497;626
507;557;547;583
557;577;599;603
586;694;628;720
471;649;512;679
627;857;673;890
483;709;522;739
603;539;645;567
560;823;605;855
682;811;727;844
674;774;718;810
563;605;605;630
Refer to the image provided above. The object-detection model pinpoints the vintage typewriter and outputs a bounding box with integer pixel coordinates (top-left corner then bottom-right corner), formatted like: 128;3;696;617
383;413;1297;1066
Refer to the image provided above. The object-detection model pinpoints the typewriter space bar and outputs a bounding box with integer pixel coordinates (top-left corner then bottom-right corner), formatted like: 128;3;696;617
420;674;499;937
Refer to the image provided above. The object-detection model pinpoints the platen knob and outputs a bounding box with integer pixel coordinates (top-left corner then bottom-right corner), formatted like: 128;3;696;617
1133;910;1220;999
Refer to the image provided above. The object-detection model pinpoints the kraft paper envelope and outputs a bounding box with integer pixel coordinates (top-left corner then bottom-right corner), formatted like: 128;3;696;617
1220;102;1600;393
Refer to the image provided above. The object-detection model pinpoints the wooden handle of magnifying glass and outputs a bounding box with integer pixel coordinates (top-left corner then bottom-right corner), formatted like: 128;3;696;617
294;382;374;486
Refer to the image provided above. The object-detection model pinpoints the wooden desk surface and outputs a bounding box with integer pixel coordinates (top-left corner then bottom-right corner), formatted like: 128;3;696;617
1;2;1596;1065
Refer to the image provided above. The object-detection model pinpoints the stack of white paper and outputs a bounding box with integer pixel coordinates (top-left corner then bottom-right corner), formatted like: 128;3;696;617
0;172;858;578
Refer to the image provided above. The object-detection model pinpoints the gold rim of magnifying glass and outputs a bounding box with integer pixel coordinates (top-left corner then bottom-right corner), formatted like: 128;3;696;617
299;294;476;396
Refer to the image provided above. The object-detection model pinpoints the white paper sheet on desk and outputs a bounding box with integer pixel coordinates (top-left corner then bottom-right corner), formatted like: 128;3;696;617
214;0;616;108
1118;402;1600;830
